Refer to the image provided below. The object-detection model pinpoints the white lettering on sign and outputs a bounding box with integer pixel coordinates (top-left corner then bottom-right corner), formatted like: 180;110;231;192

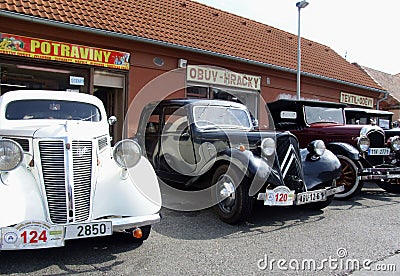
340;92;374;108
187;65;261;90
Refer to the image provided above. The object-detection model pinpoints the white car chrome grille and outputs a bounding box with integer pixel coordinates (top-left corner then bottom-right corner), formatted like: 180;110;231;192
39;140;93;224
98;136;108;151
72;141;93;222
39;140;68;224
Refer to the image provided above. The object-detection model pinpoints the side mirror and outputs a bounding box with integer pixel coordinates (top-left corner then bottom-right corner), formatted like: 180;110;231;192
108;115;117;125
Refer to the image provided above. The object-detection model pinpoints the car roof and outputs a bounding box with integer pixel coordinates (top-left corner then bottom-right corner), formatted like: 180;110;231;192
0;90;104;106
267;99;347;111
345;107;393;116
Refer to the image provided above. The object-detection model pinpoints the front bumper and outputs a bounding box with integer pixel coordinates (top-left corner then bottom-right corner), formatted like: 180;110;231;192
359;167;400;181
257;185;345;206
0;213;161;250
104;213;162;233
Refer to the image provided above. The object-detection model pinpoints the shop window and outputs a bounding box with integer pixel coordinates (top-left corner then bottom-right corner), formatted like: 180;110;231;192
0;61;89;94
186;86;209;98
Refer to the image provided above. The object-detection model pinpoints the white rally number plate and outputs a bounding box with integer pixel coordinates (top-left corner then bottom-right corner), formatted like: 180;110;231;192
258;186;295;206
368;148;390;156
65;221;112;240
296;190;327;205
1;221;64;250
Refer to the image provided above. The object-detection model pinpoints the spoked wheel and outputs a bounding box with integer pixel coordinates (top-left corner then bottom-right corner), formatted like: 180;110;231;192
334;155;363;199
375;178;400;194
212;165;253;224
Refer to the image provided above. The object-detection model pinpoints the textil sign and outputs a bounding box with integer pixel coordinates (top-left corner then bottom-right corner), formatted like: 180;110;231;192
340;92;374;108
187;65;261;91
0;33;130;70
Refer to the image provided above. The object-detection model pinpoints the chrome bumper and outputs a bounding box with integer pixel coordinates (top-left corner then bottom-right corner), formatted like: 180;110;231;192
108;213;162;232
360;167;400;181
325;185;345;196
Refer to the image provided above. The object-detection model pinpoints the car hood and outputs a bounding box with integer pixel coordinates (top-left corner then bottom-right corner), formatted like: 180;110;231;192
307;123;382;135
0;121;106;139
199;128;278;146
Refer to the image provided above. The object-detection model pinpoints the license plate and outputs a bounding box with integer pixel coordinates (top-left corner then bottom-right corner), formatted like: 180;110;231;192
259;186;295;206
296;190;327;205
1;221;64;250
65;221;112;240
368;148;390;155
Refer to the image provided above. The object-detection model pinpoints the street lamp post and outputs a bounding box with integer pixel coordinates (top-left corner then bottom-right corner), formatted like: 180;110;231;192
296;0;309;100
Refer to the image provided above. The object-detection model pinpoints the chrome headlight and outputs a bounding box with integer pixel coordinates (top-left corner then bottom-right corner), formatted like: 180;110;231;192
307;140;326;156
388;136;400;151
356;136;370;152
260;138;275;156
113;140;141;168
0;139;24;172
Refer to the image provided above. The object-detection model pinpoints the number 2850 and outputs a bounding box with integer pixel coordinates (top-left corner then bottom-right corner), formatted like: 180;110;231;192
77;223;107;236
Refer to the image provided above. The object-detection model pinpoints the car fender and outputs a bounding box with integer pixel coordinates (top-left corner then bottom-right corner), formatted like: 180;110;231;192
92;155;162;219
220;148;272;196
301;148;342;189
0;167;47;227
326;142;360;160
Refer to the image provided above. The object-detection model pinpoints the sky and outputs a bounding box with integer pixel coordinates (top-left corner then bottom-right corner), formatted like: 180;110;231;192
194;0;400;75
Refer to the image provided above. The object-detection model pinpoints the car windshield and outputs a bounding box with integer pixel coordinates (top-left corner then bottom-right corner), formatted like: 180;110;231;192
304;106;344;124
193;105;252;129
5;100;101;122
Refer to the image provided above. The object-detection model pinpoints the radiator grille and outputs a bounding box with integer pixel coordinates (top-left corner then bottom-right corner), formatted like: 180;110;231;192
4;137;29;152
72;141;93;222
39;140;68;224
275;133;304;191
98;136;108;151
367;130;385;165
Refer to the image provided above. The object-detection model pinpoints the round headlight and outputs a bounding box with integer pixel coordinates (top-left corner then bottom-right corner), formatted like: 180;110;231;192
388;136;400;151
113;140;142;168
357;136;370;152
307;140;326;156
260;138;275;156
0;139;24;172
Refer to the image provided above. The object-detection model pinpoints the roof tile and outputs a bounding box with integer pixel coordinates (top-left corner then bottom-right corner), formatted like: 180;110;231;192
1;0;383;90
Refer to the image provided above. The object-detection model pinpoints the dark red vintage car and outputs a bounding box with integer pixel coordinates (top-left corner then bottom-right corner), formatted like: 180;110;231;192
267;99;400;198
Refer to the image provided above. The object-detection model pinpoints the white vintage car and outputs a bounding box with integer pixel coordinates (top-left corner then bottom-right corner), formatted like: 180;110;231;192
0;90;161;250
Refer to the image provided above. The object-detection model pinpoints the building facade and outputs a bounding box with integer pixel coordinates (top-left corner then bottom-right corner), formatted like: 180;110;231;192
1;0;393;140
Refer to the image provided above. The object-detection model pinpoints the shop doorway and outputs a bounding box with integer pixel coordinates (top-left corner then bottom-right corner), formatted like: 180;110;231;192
94;87;124;143
93;70;126;144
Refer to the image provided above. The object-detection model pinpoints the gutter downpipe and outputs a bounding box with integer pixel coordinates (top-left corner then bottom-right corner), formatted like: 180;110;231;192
376;91;389;110
0;10;387;95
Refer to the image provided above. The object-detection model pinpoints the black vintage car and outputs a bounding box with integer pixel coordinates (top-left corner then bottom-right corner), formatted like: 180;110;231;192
267;99;400;198
345;107;400;193
135;99;343;224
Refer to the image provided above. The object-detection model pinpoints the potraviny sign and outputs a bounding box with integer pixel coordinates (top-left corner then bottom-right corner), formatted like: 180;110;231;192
0;33;130;70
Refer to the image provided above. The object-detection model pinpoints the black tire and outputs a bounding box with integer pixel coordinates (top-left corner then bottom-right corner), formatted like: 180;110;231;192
125;225;152;243
334;155;363;199
375;179;400;193
212;164;253;224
